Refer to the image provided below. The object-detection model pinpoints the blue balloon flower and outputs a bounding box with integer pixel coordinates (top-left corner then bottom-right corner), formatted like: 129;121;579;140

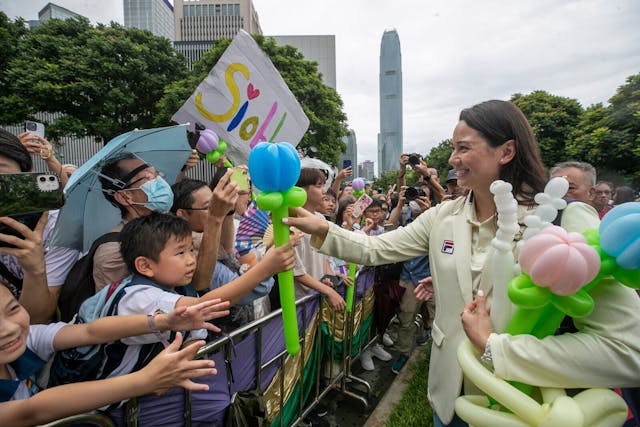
600;202;640;270
248;142;301;193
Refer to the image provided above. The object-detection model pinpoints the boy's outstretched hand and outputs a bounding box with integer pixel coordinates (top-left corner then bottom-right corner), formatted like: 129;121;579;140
161;299;231;333
262;240;297;276
141;334;217;395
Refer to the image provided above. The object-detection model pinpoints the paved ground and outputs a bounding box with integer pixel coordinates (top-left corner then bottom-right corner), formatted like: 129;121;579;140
301;322;430;427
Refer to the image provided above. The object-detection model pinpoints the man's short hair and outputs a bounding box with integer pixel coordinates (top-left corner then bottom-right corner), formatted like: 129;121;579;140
119;212;192;275
171;178;208;213
0;128;32;172
98;153;140;215
549;161;597;185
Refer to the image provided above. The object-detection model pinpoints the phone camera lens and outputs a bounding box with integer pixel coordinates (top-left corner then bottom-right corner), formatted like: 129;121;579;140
27;122;36;131
49;176;56;181
39;176;46;182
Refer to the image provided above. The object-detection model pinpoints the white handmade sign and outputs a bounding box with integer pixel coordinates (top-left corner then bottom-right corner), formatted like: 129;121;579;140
172;30;309;165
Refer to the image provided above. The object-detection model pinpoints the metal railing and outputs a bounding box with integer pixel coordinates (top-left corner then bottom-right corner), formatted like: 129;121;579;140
45;271;379;427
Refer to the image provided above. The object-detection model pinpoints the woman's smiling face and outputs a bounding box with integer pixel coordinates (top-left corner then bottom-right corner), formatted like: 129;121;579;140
449;121;505;193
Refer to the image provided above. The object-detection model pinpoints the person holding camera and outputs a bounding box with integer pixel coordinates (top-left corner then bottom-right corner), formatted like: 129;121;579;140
18;131;70;189
399;153;446;206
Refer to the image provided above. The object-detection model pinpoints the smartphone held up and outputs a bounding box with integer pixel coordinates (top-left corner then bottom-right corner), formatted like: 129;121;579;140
25;120;45;139
0;172;64;247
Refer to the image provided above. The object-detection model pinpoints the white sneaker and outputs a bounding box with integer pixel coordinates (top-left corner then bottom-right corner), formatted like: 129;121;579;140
361;349;375;371
382;333;394;347
370;343;393;361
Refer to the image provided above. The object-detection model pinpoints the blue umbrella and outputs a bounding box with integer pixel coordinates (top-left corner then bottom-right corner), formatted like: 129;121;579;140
50;125;192;252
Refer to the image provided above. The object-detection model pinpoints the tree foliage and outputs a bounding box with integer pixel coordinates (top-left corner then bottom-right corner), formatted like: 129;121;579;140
155;35;349;166
511;90;583;167
0;17;187;143
0;12;29;122
424;138;453;184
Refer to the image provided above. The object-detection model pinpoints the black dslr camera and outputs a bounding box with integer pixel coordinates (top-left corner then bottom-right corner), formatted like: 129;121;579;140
405;186;426;201
408;153;422;166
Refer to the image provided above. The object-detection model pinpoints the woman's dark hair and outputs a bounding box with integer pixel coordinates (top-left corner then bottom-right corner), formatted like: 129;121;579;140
459;100;546;202
0;128;32;172
335;196;356;225
296;168;325;188
119;212;192;275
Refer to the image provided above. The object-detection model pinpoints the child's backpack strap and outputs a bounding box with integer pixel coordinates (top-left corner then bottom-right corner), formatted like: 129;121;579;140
58;231;120;322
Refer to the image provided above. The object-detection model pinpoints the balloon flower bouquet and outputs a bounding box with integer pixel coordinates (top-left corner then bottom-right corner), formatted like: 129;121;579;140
456;177;640;427
248;142;307;355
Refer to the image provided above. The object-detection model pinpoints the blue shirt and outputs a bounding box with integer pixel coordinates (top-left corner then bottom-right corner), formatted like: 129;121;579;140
400;256;431;284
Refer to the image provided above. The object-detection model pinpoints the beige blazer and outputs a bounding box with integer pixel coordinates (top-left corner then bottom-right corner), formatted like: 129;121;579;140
314;195;640;423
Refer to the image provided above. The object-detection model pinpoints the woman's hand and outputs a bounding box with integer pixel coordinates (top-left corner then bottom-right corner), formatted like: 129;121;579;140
283;207;330;240
414;276;434;301
460;290;494;353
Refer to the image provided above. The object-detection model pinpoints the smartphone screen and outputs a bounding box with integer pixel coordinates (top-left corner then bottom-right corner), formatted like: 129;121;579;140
230;167;249;191
0;173;63;216
0;212;43;248
25;120;45;138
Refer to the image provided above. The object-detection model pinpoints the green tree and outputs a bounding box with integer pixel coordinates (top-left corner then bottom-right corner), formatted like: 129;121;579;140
0;18;187;143
155;35;349;166
0;13;29;123
568;73;640;186
567;103;611;166
605;73;640;185
424;138;452;184
511;91;583;167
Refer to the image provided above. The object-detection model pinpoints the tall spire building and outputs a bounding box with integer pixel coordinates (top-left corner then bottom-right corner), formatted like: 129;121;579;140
378;29;403;175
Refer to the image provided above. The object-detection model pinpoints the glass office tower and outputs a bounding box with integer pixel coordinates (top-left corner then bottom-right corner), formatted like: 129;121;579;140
378;29;403;175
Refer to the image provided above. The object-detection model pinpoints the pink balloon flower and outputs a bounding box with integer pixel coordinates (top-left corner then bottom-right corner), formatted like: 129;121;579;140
519;226;601;296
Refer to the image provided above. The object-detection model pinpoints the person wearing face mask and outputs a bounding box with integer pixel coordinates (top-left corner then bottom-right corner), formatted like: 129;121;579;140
93;154;238;292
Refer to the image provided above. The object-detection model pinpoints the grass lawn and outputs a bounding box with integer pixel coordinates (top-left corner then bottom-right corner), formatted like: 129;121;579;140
385;345;434;427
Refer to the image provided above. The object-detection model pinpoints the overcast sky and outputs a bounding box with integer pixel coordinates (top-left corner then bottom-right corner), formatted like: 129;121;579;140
3;0;639;171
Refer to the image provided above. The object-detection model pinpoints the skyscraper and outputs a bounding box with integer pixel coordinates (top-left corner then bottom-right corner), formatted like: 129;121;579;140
173;0;262;68
339;129;357;175
124;0;175;40
271;35;336;90
378;29;403;175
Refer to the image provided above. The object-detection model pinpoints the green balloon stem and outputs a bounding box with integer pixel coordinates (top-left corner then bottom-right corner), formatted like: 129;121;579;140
505;307;542;336
272;204;300;356
530;304;566;338
346;263;356;312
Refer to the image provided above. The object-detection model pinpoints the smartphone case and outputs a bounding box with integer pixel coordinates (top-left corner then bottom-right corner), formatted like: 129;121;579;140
351;194;373;218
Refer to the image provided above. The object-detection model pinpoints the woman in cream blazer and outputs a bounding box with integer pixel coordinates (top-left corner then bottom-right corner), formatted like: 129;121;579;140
285;100;640;426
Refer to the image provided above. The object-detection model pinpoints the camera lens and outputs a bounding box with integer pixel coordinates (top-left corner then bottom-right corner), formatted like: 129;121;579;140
405;187;418;200
39;176;46;182
408;154;421;166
